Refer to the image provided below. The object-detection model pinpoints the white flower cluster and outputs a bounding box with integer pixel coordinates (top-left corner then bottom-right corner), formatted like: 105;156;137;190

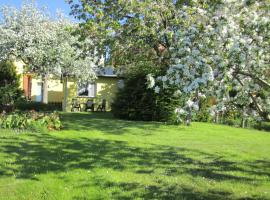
155;5;217;97
146;74;155;89
148;0;270;120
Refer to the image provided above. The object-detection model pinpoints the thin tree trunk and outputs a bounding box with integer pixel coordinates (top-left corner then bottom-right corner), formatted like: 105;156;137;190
42;74;48;104
241;117;246;128
186;107;191;126
215;112;219;123
62;76;68;112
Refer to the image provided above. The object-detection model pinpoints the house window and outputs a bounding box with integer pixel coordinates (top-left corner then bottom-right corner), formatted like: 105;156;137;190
78;83;97;97
35;82;43;102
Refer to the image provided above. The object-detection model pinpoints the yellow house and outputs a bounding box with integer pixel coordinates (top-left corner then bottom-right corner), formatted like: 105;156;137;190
14;61;122;111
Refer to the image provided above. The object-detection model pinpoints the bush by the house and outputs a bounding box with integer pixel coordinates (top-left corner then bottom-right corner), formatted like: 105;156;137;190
0;61;23;112
15;101;62;112
0;111;62;132
112;64;181;123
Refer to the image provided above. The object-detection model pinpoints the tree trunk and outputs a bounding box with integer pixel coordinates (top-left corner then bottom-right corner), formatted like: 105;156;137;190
186;107;192;126
62;76;68;112
215;112;219;123
241;118;245;128
42;74;49;104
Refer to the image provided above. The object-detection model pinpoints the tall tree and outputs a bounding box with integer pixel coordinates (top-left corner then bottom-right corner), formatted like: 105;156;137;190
67;0;201;70
68;0;270;122
54;22;100;111
0;1;99;106
0;2;60;103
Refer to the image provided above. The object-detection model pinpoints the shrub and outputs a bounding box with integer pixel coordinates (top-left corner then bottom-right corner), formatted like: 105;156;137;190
193;98;213;122
0;61;23;112
112;64;181;123
0;111;62;132
253;122;270;132
112;72;156;121
223;118;241;127
27;120;48;134
15;101;62;112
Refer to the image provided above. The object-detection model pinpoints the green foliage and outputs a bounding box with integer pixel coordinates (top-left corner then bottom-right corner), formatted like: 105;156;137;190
253;121;270;131
0;111;62;132
27;120;48;134
112;65;181;123
0;61;23;111
205;106;270;131
223;118;242;127
193;98;213;122
69;0;270;123
190;98;270;131
68;0;189;68
15;101;62;112
155;88;182;123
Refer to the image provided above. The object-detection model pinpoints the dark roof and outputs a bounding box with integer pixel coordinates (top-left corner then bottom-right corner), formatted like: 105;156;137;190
97;67;118;77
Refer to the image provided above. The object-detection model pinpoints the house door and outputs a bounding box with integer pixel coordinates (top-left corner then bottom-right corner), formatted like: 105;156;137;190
23;75;32;100
28;76;32;99
36;82;43;102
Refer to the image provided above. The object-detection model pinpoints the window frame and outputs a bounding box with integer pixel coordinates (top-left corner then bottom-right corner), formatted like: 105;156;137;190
77;82;97;98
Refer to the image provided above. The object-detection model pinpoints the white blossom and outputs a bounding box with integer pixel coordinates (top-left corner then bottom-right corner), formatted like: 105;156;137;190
186;99;194;107
146;74;155;88
154;86;160;93
175;108;186;115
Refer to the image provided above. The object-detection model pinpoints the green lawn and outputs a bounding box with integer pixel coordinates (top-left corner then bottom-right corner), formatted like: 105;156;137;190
0;113;269;200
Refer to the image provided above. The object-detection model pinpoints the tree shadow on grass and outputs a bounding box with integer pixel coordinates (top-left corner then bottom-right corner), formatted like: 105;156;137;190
74;176;266;200
60;112;164;135
0;132;269;199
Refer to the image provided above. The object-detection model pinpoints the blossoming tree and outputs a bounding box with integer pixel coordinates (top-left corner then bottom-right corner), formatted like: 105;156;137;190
148;0;270;123
67;0;197;69
68;0;269;123
0;1;99;106
0;3;58;103
54;21;100;111
213;0;270;122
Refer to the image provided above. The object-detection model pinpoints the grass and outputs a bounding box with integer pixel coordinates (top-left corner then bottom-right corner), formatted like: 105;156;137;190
0;112;269;200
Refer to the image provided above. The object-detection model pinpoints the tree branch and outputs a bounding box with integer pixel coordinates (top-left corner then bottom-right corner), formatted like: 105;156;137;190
234;75;269;121
236;70;270;89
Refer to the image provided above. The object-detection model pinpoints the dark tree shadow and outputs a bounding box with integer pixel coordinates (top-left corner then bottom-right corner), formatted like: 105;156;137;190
0;134;269;199
0;113;269;199
61;112;164;135
73;175;267;200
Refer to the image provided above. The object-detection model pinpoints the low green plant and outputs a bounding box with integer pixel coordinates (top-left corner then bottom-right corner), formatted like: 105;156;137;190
15;101;62;112
39;112;62;130
0;111;62;132
28;120;48;133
